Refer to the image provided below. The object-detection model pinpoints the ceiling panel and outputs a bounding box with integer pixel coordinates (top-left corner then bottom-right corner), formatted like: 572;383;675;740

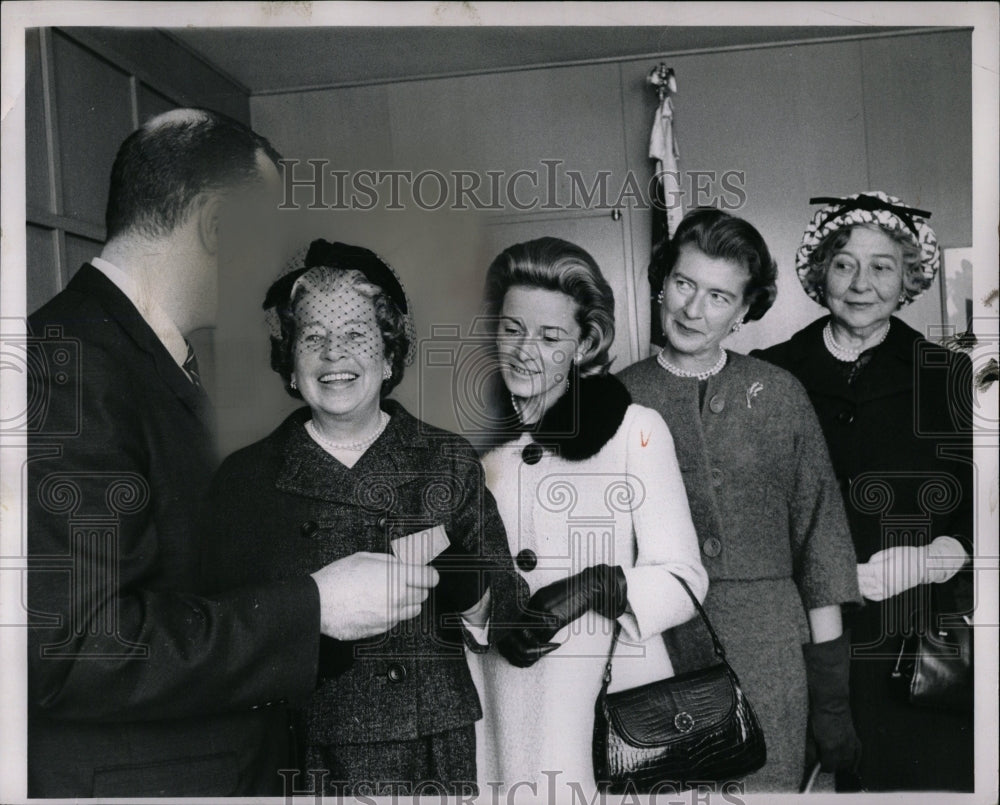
164;26;913;94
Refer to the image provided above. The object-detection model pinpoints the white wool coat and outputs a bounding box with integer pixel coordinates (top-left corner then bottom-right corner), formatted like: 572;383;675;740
466;402;707;799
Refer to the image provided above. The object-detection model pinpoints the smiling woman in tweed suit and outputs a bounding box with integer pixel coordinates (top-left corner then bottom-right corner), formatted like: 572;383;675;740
200;240;526;797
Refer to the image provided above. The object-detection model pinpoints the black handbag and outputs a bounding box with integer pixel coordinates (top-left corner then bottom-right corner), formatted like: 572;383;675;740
892;613;973;711
593;574;766;793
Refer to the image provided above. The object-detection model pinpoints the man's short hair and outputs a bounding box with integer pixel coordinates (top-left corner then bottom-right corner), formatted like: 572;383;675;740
104;108;282;241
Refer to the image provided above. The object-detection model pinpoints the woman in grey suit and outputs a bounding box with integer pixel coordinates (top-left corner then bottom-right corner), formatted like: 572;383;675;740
618;208;862;791
200;239;525;797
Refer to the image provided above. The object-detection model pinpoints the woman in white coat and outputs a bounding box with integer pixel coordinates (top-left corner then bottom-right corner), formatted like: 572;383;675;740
466;237;708;800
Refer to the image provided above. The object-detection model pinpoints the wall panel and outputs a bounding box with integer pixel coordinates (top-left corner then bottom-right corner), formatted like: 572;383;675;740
62;233;104;283
50;31;134;229
621;40;871;354
25;225;59;316
25;29;51;213
137;83;177;124
861;30;972;250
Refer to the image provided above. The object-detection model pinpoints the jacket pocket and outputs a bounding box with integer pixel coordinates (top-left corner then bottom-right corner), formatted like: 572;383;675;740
92;751;239;797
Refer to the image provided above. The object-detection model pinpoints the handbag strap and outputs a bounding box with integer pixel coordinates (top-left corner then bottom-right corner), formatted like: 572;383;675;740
602;572;725;690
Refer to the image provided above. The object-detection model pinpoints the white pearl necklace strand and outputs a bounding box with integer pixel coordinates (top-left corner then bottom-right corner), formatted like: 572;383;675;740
823;320;890;363
306;411;390;452
656;347;728;381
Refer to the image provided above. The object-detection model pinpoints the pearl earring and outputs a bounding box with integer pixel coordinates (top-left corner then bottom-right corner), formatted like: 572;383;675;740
382;365;392;380
731;319;744;334
290;377;297;390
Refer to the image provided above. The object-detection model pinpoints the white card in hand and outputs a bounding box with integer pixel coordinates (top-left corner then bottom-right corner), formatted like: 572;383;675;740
390;524;449;565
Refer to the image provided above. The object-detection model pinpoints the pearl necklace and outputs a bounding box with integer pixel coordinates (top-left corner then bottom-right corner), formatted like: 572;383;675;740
306;411;389;452
823;320;890;363
656;347;728;381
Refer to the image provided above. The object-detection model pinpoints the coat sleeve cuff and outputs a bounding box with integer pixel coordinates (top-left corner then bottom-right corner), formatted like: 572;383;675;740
618;565;705;643
240;575;322;709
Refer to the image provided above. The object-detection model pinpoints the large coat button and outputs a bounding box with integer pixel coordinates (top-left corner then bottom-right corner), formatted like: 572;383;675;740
376;515;387;529
522;443;544;465
838;409;855;424
702;537;722;557
386;663;407;683
515;549;537;572
301;520;319;537
709;395;725;414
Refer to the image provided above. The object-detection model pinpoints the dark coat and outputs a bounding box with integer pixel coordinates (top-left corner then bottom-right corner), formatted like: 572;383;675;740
757;315;974;791
618;352;861;791
199;401;526;753
26;265;321;798
756;316;973;562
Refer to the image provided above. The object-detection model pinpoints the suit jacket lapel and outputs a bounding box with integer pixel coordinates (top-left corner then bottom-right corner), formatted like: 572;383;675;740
70;265;213;424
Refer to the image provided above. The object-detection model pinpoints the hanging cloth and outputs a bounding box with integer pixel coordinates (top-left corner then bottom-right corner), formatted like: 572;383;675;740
648;77;683;346
649;93;684;235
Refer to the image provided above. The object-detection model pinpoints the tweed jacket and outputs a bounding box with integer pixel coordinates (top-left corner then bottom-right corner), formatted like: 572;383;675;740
619;352;861;643
201;401;526;746
26;266;321;798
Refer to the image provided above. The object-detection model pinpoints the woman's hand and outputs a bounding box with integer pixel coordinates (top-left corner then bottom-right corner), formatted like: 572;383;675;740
802;631;862;773
430;544;492;616
857;537;967;601
498;564;627;667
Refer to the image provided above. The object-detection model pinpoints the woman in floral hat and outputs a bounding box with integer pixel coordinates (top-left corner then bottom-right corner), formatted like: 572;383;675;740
758;192;974;791
619;208;862;792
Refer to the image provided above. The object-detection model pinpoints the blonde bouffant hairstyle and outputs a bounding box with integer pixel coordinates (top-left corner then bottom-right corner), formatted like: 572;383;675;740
482;237;616;376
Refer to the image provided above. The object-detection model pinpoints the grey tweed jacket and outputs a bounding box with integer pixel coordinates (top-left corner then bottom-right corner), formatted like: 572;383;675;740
200;401;527;746
618;352;861;642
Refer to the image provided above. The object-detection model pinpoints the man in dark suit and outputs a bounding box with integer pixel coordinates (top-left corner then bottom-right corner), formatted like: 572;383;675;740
26;109;438;797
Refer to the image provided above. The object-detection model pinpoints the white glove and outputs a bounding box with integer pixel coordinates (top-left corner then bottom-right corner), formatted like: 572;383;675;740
857;537;968;602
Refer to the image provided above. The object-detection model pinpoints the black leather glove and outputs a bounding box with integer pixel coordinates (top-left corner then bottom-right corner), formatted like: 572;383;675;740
430;544;492;616
317;635;354;680
802;631;862;773
498;564;627;668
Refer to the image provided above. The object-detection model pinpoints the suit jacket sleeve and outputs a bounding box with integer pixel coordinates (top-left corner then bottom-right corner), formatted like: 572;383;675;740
620;407;709;642
786;383;863;611
28;345;321;723
919;342;974;554
444;437;529;649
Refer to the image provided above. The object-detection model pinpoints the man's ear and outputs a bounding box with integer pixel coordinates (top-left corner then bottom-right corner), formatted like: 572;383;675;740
196;192;223;256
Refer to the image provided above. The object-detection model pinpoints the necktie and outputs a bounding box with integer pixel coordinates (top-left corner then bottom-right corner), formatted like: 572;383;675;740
183;340;202;389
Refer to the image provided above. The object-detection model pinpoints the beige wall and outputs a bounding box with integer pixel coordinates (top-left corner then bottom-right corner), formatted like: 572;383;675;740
230;29;971;457
25;28;970;457
618;30;972;356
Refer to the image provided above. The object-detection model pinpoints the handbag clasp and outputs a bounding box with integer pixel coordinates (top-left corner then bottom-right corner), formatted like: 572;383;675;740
673;711;695;733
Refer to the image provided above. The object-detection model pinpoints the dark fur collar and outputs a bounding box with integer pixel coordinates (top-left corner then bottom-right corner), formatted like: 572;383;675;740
493;371;632;461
